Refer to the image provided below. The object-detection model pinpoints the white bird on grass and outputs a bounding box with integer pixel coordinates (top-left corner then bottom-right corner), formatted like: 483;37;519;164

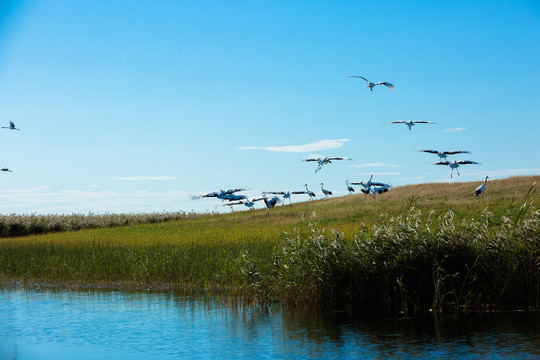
2;121;19;130
302;156;353;173
388;120;436;131
432;160;479;178
351;175;374;195
251;196;282;214
300;184;317;200
372;183;392;196
348;76;395;91
418;149;471;160
320;183;332;197
475;176;489;197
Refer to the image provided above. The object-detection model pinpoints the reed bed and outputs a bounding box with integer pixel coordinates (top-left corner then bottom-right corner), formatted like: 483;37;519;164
0;211;201;238
241;206;539;314
0;175;539;314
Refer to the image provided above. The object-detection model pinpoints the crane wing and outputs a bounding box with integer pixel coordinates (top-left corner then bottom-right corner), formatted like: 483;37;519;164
413;121;436;124
444;150;470;155
418;150;438;154
348;75;369;83
432;161;450;166
224;188;246;194
265;191;286;195
457;160;479;165
388;121;406;124
375;82;395;89
328;157;353;161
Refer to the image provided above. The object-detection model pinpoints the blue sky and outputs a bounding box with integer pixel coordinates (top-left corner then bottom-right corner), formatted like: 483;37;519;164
0;0;539;214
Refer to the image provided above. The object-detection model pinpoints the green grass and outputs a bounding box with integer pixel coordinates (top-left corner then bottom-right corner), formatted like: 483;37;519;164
1;175;539;314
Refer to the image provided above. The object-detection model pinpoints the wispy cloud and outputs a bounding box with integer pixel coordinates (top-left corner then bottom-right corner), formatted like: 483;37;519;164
114;176;176;181
348;163;400;169
445;127;468;132
458;168;540;178
356;172;400;176
238;139;350;153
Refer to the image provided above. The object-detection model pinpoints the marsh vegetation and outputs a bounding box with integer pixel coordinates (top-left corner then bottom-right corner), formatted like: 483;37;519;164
1;176;538;315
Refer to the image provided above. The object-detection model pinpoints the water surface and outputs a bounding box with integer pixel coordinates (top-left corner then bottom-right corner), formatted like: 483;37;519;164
0;287;538;359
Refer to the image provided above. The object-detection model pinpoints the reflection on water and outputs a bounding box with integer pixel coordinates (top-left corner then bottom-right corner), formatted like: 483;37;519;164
0;287;538;359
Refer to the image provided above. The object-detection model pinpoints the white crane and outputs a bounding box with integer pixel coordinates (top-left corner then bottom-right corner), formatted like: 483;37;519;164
192;188;246;200
264;190;307;205
351;175;391;196
372;183;392;196
1;167;12;172
302;156;353;173
251;196;282;214
301;184;316;200
346;180;355;195
348;76;395;91
388;120;436;130
432;160;479;178
320;183;332;197
418;149;471;160
475;176;489;197
220;199;257;211
2;121;19;130
351;175;374;195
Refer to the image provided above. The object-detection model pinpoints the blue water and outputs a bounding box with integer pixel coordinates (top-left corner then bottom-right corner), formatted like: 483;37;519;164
0;287;538;359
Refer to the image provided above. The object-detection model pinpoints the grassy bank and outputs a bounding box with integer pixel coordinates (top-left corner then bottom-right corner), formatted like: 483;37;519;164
1;176;539;314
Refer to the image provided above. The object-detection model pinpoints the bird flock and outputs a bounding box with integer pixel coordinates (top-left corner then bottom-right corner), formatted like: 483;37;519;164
192;75;489;212
3;75;489;215
1;121;18;173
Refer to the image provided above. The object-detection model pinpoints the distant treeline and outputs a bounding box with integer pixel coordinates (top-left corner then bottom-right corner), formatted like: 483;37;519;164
0;212;202;237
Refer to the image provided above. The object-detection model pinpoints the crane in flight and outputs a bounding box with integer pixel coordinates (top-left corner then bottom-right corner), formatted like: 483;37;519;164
432;160;479;178
2;121;19;130
220;199;257;211
302;156;353;173
192;188;246;200
348;76;395;91
418;149;471;160
1;167;12;172
388;120;436;130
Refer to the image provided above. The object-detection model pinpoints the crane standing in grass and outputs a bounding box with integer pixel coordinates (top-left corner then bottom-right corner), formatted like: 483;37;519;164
320;183;332;197
475;176;489;197
303;184;316;200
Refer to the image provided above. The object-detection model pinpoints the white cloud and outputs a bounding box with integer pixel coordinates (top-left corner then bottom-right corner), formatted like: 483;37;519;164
114;176;176;181
445;127;468;132
348;163;400;168
458;168;540;178
238;139;350;153
355;172;401;176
